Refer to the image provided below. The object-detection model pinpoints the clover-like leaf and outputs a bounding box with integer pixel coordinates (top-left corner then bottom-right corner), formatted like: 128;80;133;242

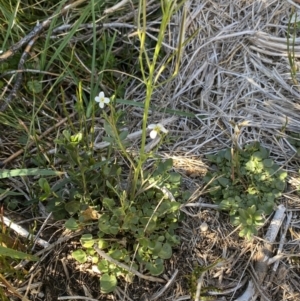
100;273;117;293
72;249;87;263
263;159;273;168
27;80;43;93
65;217;79;230
157;242;172;259
218;177;230;187
103;198;115;211
65;200;81;215
80;234;94;248
98;259;109;273
146;258;164;276
245;160;255;172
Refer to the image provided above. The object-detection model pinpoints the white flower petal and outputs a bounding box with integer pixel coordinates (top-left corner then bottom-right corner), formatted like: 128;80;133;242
95;91;111;108
150;130;158;139
157;123;168;133
148;124;156;130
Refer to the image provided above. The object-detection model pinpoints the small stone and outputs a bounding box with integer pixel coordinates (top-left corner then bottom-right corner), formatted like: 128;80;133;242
200;222;208;232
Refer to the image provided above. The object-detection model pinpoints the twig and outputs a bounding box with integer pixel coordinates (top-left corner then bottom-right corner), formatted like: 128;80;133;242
2;215;50;248
270;211;293;272
104;0;130;14
115;286;134;301
235;205;286;301
94;244;165;283
150;269;178;300
57;297;99;301
194;272;205;301
14;230;83;270
0;274;31;301
0;36;38;112
31;212;52;252
248;266;272;301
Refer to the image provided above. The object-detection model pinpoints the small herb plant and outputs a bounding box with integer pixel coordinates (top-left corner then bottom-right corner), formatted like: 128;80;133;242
204;142;287;239
38;98;184;293
36;0;188;293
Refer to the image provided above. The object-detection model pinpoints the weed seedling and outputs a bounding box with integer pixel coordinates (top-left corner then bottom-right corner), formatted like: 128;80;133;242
204;142;287;239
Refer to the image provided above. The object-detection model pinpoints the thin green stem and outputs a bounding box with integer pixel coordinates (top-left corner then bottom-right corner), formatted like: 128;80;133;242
130;0;181;201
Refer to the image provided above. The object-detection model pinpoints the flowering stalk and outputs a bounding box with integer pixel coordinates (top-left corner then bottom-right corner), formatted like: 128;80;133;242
130;0;176;202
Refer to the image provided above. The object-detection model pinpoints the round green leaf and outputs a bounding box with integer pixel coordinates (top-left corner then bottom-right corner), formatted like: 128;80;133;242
157;242;172;259
80;234;94;248
72;249;87;263
100;273;117;293
218;177;230;187
27;80;43;93
65;200;81;215
98;239;109;249
146;259;164;276
263;159;273;168
65;217;79;230
98;259;109;273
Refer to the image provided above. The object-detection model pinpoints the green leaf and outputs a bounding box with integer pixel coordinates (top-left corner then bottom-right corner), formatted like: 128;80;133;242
98;260;109;273
245;160;255;172
278;171;287;180
65;218;79;230
27;80;43;93
157;242;172;259
80;234;94;248
139;237;149;248
0;246;38;261
70;132;83;144
169;172;181;183
72;249;87;263
218;177;230;187
224;148;232;161
0;168;64;179
119;130;129;141
158;159;173;173
100;273;117;293
146;259;164;276
38;178;51;194
103;121;114;137
110;249;123;260
98;239;109;249
275;181;285;191
65;200;81;215
263;159;273;168
150;241;162;254
102;198;115;211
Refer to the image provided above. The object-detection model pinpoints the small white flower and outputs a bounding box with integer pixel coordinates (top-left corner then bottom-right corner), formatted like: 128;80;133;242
148;123;168;139
95;91;110;108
